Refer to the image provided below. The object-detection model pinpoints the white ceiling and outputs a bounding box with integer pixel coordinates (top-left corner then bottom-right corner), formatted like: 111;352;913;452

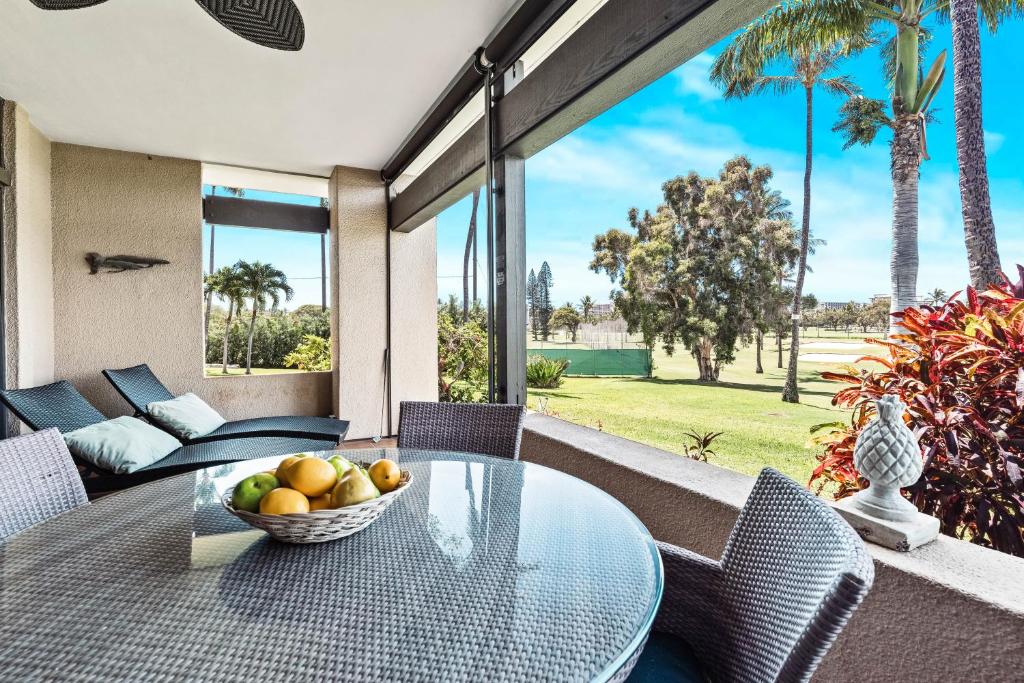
0;0;519;176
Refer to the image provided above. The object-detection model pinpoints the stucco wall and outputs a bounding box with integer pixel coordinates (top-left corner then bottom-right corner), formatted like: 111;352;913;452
389;218;439;432
14;105;54;391
330;166;388;439
521;414;1024;682
49;144;331;421
329;166;438;438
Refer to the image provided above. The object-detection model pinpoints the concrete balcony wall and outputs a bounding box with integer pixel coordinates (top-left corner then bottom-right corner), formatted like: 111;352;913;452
521;414;1024;682
45;143;332;421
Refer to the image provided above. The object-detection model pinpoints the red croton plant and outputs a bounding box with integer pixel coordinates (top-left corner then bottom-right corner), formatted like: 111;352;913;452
810;268;1024;556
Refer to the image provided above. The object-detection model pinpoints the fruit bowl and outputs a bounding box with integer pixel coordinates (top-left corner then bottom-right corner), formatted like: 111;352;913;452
222;465;413;544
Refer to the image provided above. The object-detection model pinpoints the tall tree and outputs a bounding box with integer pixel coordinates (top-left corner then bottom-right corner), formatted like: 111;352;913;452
526;269;538;340
793;1;947;334
235;261;294;374
579;295;595;323
550;303;582;342
944;0;1020;287
204;186;245;351
593;156;794;382
711;20;859;400
461;189;480;321
208;266;246;375
538;262;554;341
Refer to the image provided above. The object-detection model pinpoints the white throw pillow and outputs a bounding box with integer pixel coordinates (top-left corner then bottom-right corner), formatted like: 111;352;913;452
64;416;181;474
147;393;226;439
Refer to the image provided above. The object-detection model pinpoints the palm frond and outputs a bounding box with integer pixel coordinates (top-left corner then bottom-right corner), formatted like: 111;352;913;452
710;0;870;95
833;96;892;148
820;74;860;96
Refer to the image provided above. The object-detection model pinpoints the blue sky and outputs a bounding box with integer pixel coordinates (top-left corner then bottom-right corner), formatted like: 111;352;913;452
202;186;328;309
437;14;1024;308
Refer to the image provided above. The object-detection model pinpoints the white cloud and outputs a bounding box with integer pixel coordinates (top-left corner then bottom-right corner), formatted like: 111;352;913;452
671;52;720;102
441;95;1024;305
984;130;1005;155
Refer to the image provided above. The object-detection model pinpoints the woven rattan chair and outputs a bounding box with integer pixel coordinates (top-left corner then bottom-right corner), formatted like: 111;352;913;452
627;468;874;683
103;364;349;444
0;428;88;541
397;401;525;460
0;381;335;495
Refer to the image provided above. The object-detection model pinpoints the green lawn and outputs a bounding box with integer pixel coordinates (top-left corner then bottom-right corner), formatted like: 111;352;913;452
204;367;305;377
527;334;880;484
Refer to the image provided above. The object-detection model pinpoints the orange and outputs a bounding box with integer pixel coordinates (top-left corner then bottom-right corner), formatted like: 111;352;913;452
309;493;333;511
368;459;401;493
286;457;338;497
275;454;308;486
259;487;309;515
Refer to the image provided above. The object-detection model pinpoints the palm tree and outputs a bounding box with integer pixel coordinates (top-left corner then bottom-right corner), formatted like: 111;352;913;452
926;287;948;305
711;19;860;402
208;266;246;375
235;261;294;374
204;185;245;348
580;295;595;323
807;1;948;335
944;0;1020;288
462;189;480;322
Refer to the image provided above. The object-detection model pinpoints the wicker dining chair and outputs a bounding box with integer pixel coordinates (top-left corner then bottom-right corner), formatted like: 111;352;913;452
397;401;526;460
0;428;88;541
627;468;875;683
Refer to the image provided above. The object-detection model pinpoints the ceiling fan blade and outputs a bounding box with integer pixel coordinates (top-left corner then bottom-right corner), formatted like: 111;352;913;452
194;0;305;51
28;0;110;8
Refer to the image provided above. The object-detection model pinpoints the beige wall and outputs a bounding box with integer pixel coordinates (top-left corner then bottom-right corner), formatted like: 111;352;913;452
330;166;438;439
50;144;331;421
389;218;439;432
14;105;54;392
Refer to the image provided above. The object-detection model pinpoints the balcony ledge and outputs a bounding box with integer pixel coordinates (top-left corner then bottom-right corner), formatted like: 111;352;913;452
520;413;1024;681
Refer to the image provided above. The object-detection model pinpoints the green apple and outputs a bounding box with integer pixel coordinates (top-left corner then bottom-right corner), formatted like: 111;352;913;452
330;468;380;508
328;455;354;480
232;473;279;512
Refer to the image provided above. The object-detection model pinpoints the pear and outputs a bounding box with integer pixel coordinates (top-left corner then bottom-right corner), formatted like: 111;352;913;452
327;455;355;480
331;468;381;508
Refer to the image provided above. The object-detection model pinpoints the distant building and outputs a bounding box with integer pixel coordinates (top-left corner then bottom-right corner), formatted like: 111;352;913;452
816;301;849;311
591;303;614;316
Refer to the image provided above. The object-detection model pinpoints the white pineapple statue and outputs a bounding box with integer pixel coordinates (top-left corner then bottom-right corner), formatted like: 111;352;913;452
850;394;923;522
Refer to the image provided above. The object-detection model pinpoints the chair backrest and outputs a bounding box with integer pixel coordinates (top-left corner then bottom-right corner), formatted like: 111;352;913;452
102;364;175;415
397;401;526;460
0;381;107;433
715;468;874;683
0;428;88;541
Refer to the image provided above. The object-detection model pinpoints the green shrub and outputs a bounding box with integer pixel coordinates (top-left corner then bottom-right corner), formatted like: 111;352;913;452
526;355;570;388
438;305;487;402
284;335;331;372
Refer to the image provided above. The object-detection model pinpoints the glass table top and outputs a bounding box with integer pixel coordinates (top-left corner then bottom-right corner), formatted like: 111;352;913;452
0;449;663;682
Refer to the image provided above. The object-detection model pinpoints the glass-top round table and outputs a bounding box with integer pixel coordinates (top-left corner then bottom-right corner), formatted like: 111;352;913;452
0;449;663;682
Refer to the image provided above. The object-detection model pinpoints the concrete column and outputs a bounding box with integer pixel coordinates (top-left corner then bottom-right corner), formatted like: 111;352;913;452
330;166;388;439
389;218;438;433
329;166;439;439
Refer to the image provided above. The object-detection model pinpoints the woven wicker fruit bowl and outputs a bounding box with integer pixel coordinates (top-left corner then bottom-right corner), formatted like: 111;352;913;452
222;466;413;544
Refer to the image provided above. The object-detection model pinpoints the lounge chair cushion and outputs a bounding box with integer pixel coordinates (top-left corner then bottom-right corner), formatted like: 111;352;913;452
63;416;181;474
147;393;226;439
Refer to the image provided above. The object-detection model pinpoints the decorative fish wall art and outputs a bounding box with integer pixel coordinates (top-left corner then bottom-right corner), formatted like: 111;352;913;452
86;253;170;274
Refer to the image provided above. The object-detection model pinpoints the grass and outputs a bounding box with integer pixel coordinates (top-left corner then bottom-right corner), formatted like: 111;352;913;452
204;367;305;377
527;333;881;484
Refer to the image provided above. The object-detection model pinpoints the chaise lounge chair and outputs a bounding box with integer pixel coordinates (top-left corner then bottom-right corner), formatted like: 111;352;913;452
0;381;336;496
103;364;350;444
